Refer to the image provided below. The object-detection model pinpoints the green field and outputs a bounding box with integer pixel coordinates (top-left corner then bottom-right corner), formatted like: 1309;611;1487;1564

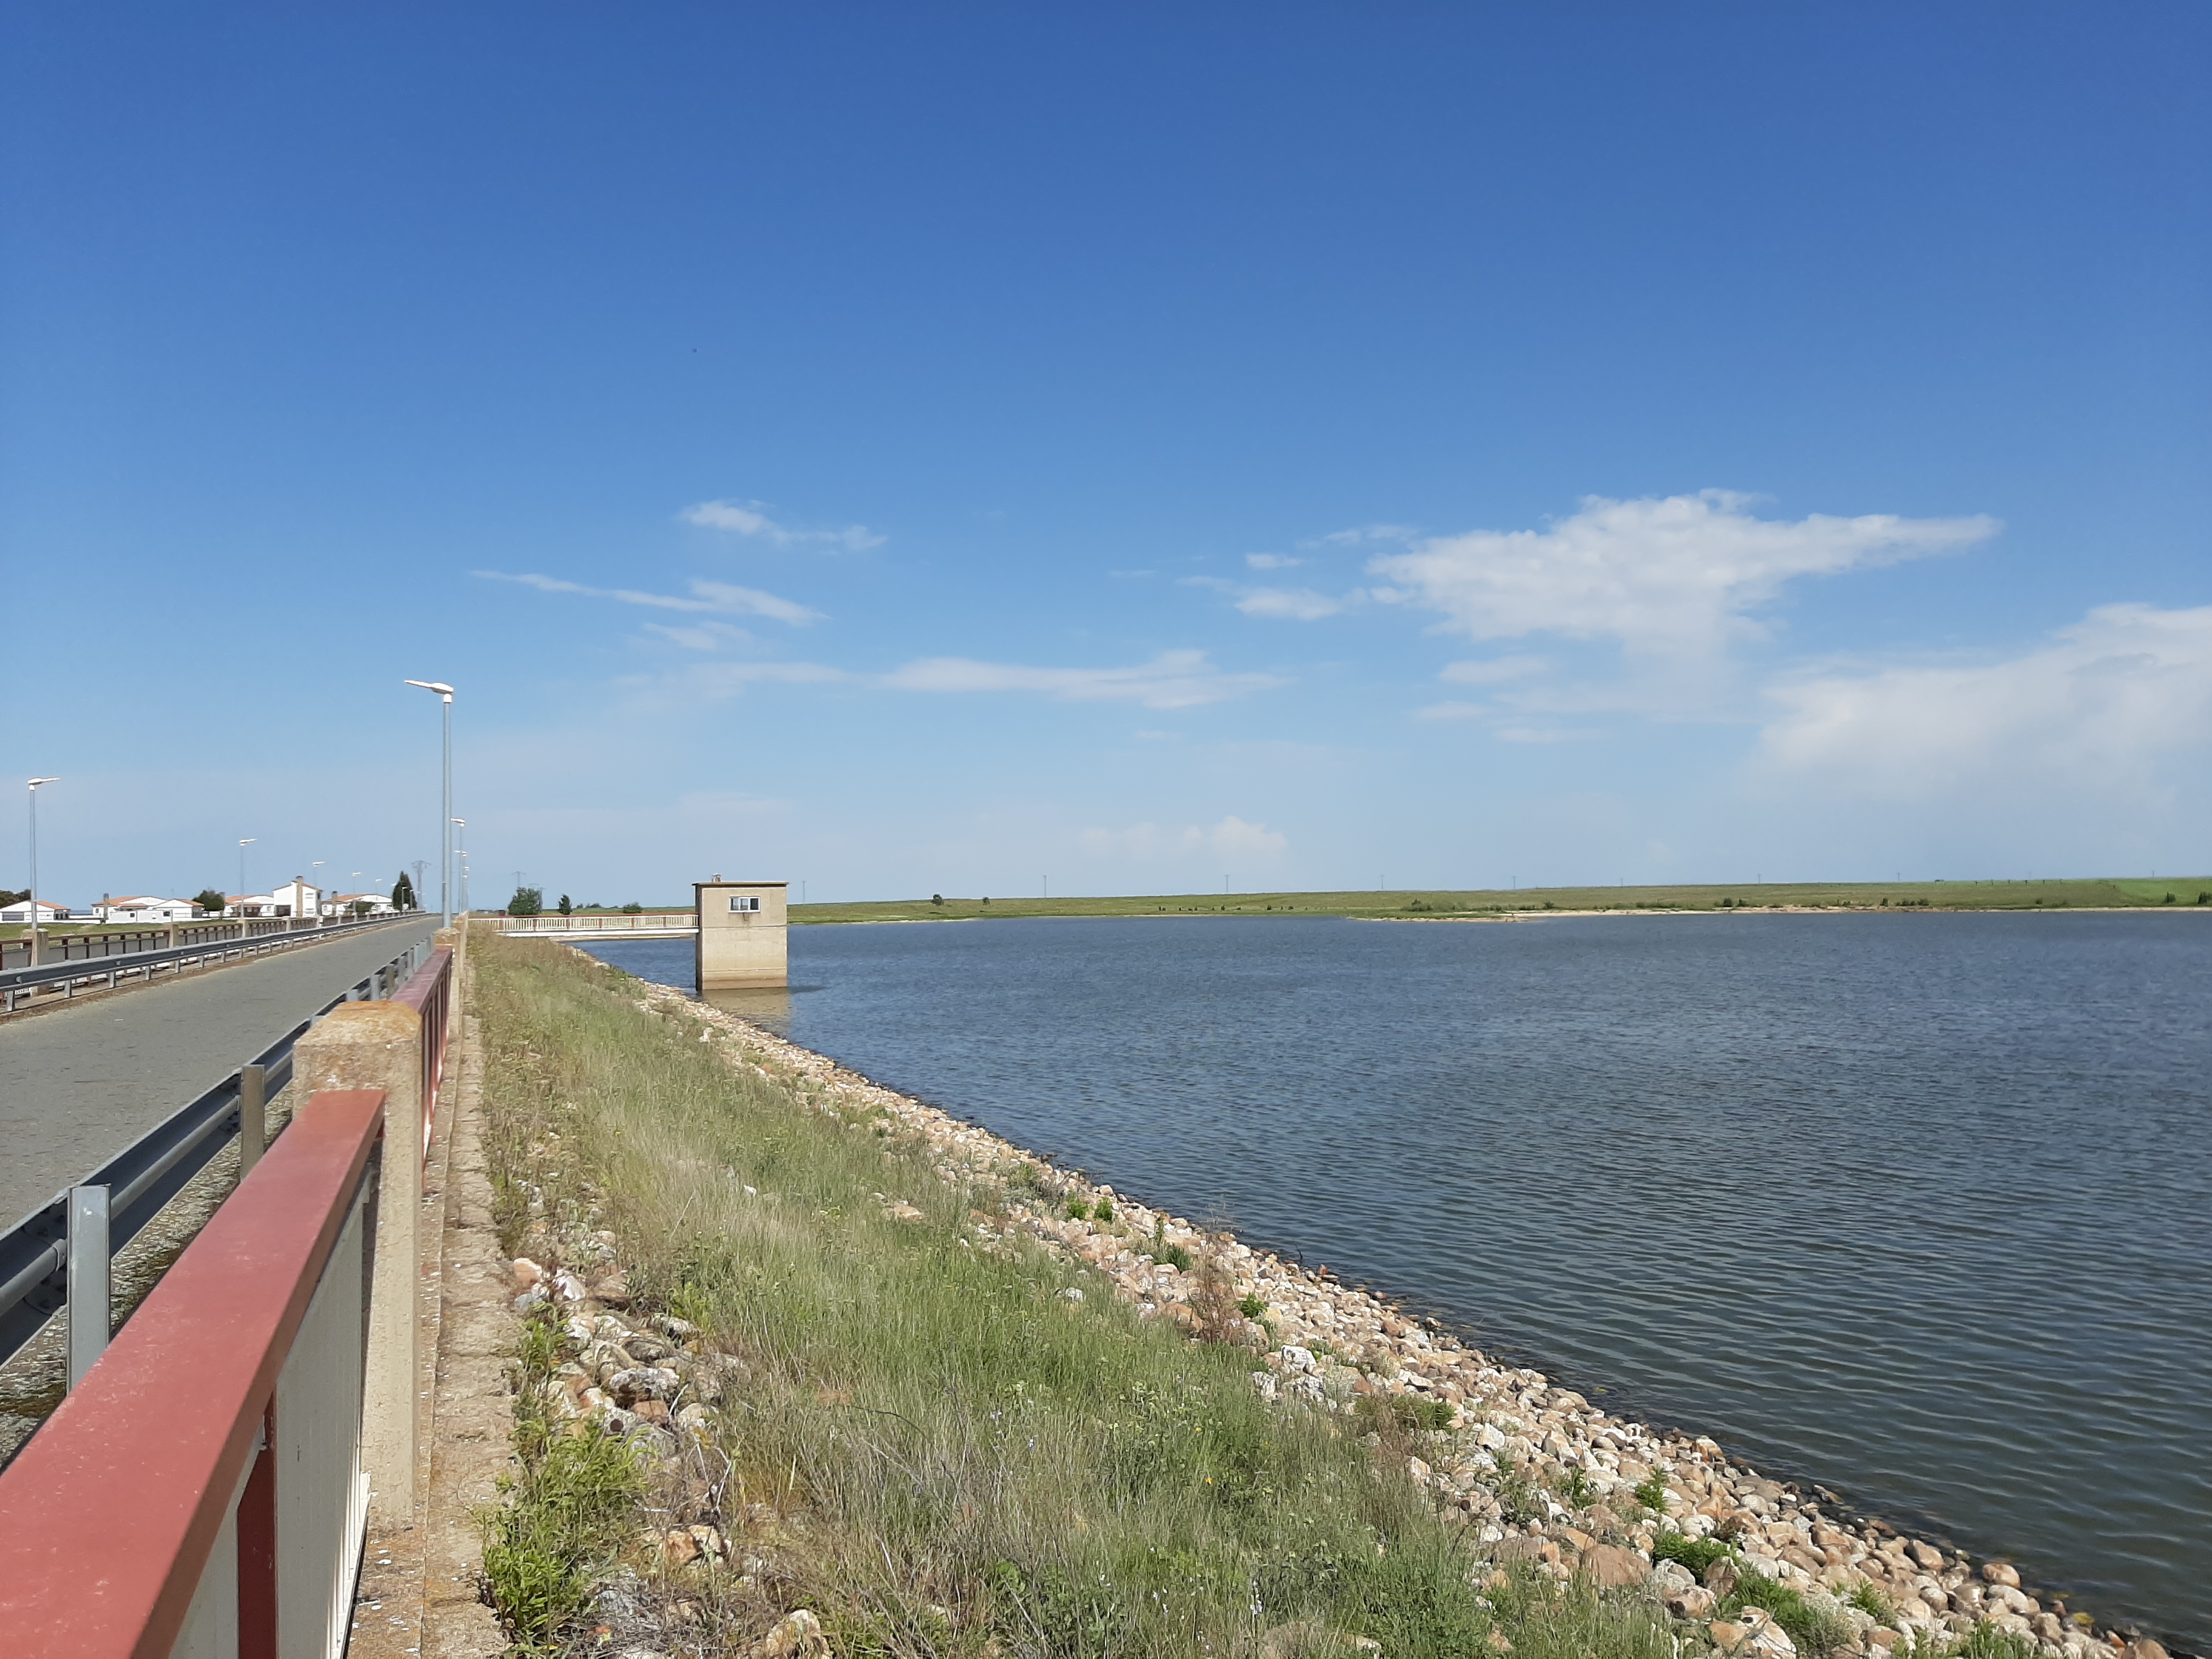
781;876;2212;926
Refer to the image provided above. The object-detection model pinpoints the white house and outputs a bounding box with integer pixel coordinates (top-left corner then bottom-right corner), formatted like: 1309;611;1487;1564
92;896;202;924
1;898;75;924
232;877;322;918
330;892;396;916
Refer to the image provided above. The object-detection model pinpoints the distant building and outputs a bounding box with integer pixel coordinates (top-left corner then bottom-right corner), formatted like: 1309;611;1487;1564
230;877;323;918
330;892;396;916
92;895;202;924
0;898;75;924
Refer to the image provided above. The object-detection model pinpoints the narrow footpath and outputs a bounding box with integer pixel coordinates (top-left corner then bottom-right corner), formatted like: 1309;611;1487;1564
0;918;436;1222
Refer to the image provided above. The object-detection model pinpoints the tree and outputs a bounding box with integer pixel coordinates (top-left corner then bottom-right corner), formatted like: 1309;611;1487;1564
392;872;417;910
0;889;26;909
557;894;573;915
193;888;228;915
508;886;544;917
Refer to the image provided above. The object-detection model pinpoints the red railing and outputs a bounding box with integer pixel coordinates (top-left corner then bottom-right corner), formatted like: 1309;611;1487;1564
0;1089;387;1658
392;945;453;1161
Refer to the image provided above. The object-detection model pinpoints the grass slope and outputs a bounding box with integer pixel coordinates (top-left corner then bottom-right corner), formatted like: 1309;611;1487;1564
473;934;1678;1658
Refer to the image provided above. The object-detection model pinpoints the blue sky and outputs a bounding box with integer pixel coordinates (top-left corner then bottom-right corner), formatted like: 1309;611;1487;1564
4;4;2208;906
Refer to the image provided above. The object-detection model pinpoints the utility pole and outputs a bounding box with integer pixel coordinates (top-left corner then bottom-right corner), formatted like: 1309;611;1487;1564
26;778;58;967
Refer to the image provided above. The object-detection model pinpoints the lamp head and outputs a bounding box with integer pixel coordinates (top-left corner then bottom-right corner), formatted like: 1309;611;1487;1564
27;777;58;789
404;679;455;702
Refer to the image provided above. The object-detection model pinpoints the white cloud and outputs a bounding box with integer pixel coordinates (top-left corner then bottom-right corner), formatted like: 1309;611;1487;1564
681;499;884;551
1368;491;1998;661
478;570;822;625
1440;654;1549;685
1245;552;1303;570
1758;603;2212;799
644;620;754;651
883;649;1283;710
1414;701;1488;721
1079;814;1289;861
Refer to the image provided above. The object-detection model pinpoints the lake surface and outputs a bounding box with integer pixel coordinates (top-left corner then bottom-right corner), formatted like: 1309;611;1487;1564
582;913;2211;1649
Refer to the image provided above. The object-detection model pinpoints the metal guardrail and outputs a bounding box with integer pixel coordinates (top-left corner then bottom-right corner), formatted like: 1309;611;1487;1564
0;937;433;1368
0;911;418;1013
0;912;399;973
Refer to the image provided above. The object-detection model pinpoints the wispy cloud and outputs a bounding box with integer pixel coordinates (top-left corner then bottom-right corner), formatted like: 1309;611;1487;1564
1079;814;1289;860
681;499;884;551
1245;552;1303;571
683;661;849;697
1758;603;2212;799
883;648;1284;709
1439;654;1549;685
1307;524;1418;548
644;620;754;651
478;570;822;625
1368;491;1997;662
1184;575;1365;621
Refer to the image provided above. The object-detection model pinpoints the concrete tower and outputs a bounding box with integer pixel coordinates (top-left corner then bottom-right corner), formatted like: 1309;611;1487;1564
693;877;788;990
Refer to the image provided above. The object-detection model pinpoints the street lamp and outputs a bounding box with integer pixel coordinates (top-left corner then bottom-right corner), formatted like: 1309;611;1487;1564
404;680;455;927
311;860;326;918
238;838;256;913
453;819;469;916
26;778;58;967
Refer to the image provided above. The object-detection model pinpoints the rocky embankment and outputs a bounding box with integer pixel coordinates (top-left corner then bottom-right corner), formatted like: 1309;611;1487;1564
514;978;2170;1659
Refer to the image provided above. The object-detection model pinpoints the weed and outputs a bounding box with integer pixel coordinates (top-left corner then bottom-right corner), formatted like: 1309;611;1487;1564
1728;1575;1855;1658
1951;1624;2040;1659
1555;1466;1595;1508
1066;1196;1092;1221
1631;1470;1669;1512
1847;1582;1898;1621
1650;1532;1734;1576
1238;1293;1267;1321
479;1310;647;1651
1094;1195;1114;1223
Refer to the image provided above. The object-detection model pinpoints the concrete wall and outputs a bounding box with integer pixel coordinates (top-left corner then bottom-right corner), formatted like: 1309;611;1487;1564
695;880;788;989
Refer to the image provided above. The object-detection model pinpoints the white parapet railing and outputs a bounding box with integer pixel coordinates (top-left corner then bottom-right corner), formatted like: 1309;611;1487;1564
475;910;696;934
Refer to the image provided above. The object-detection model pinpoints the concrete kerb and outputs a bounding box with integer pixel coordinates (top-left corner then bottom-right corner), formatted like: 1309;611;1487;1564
292;1000;424;1528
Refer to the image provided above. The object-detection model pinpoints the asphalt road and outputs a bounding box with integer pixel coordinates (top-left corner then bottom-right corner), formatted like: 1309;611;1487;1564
0;918;439;1224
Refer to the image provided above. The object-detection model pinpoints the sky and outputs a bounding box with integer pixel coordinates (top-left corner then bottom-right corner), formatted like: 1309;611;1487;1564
4;4;2208;907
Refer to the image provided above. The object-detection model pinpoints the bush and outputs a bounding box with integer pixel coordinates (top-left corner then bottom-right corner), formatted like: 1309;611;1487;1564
1094;1194;1115;1223
1632;1470;1669;1511
507;886;544;917
1066;1197;1092;1221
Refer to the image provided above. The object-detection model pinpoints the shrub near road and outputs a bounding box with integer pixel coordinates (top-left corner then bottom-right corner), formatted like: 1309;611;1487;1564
471;935;1676;1659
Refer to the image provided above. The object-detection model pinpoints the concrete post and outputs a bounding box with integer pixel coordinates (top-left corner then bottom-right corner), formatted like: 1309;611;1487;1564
238;1062;267;1176
292;1001;423;1526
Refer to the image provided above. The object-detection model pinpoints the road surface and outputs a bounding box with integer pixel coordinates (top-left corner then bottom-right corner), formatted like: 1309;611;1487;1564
0;918;438;1224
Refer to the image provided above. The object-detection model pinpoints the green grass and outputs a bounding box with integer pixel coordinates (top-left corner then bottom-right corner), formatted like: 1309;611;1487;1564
774;876;2212;926
472;935;1680;1658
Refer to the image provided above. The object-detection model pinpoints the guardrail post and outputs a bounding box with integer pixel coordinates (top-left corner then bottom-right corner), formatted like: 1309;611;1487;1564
66;1186;111;1389
292;1003;423;1525
239;1062;267;1176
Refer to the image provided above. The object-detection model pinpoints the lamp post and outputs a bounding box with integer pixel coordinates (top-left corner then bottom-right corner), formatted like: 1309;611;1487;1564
238;838;256;915
26;778;58;967
453;819;469;917
311;860;325;918
404;680;455;927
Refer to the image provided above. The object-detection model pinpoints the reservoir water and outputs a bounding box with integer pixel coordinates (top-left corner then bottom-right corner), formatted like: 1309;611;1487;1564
579;912;2211;1649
